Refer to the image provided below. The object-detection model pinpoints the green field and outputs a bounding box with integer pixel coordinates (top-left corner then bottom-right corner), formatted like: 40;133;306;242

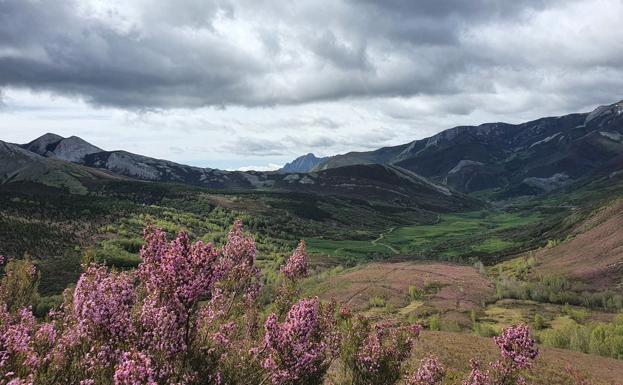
307;210;543;262
305;238;391;261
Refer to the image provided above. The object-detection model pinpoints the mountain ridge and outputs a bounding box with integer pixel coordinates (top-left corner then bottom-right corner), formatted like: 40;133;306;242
310;100;623;196
280;153;327;173
2;134;476;213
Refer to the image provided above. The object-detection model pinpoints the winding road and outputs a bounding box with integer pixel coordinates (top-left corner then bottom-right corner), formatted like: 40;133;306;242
371;227;399;254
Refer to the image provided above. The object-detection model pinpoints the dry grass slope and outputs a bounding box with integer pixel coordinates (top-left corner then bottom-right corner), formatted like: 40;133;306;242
412;331;623;384
533;199;623;290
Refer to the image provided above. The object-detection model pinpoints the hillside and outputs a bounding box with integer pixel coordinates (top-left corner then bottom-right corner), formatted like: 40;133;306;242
313;100;623;196
272;164;479;212
0;140;114;194
412;331;623;384
527;199;623;290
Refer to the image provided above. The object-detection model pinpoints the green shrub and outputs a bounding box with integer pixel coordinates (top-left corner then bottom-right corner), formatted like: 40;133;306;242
0;258;40;312
473;323;498;337
368;296;386;308
533;314;546;330
540;319;623;359
408;285;422;300
429;314;441;331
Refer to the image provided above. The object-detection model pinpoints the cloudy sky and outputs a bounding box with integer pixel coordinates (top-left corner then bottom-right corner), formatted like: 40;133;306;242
1;0;622;170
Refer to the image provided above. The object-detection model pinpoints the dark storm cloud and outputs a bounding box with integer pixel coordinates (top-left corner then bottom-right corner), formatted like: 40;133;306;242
0;0;621;111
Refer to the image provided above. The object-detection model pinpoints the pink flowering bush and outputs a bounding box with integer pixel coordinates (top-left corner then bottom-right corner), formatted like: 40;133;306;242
73;265;136;344
407;355;446;385
462;359;490;385
339;315;421;385
281;241;309;281
262;297;338;385
459;324;539;385
113;350;157;385
493;324;538;370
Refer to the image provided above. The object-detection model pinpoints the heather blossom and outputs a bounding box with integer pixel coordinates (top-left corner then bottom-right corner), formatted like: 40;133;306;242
462;359;490;385
219;220;262;303
459;324;538;385
139;227;220;308
113;350;157;385
281;241;309;281
344;318;420;385
407;355;446;385
73;265;136;343
138;296;188;359
262;297;338;385
493;324;538;370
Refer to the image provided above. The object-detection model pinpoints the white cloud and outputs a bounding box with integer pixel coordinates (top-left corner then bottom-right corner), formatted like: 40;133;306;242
0;0;622;169
235;163;283;172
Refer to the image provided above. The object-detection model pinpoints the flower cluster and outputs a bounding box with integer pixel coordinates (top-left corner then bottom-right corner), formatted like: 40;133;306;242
342;317;420;385
407;355;446;385
0;305;59;384
462;359;489;385
493;323;538;370
139;227;220;308
114;350;157;385
262;297;338;385
218;220;262;303
73;265;136;343
281;241;309;281
459;324;539;385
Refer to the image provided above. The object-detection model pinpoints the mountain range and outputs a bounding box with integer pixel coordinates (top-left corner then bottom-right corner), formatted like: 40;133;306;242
290;100;623;197
2;99;623;207
1;134;477;213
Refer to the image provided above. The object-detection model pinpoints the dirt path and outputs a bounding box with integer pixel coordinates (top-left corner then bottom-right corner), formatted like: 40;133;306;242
371;227;399;254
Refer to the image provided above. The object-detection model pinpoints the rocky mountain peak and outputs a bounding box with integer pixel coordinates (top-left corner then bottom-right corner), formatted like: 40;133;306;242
281;153;327;173
22;133;103;163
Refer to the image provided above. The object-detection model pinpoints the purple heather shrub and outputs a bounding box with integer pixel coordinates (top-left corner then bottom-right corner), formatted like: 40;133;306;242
343;317;420;385
462;359;490;385
262;297;338;385
219;220;262;304
73;265;136;344
138;296;188;359
139;227;220;308
281;241;309;281
407;355;446;385
493;324;538;370
113;350;157;385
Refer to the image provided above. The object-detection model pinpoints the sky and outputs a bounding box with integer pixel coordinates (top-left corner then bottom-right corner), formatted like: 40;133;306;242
1;0;622;171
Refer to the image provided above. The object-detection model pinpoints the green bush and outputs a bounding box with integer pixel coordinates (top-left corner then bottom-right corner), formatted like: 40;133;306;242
408;285;422;300
540;317;623;359
429;314;441;331
533;314;546;330
368;296;386;308
473;323;498;337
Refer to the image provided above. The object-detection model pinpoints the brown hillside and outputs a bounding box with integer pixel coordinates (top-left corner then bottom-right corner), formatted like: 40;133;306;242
313;262;495;323
533;199;623;290
411;331;623;384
